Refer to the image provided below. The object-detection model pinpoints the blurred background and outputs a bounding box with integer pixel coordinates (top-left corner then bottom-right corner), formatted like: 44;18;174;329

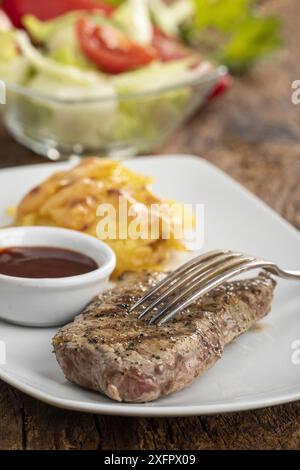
0;0;291;164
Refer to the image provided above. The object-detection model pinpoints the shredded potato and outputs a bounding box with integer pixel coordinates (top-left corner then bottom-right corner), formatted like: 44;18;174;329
15;158;192;277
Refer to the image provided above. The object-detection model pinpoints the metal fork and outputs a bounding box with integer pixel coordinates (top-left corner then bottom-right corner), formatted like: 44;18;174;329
130;250;300;325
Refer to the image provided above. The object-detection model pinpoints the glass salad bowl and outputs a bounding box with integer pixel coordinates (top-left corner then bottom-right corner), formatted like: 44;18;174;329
3;65;226;159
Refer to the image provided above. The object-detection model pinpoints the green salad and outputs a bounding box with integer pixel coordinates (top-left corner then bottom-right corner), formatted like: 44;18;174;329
0;0;281;153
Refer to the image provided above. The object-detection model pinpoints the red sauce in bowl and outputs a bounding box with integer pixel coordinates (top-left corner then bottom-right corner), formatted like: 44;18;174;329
0;246;98;279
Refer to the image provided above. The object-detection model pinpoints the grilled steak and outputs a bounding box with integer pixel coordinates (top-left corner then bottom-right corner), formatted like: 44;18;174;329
53;271;276;403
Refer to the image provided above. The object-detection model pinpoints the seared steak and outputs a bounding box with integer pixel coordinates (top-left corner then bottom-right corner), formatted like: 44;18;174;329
53;271;276;403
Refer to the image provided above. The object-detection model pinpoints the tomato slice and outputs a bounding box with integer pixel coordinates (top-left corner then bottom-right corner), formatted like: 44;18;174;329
1;0;114;27
76;18;157;74
152;28;191;62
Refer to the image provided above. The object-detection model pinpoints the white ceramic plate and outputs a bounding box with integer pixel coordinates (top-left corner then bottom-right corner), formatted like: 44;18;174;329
0;155;300;417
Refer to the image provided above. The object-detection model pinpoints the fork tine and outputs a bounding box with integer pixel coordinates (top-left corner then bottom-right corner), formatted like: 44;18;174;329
138;251;243;320
149;255;257;325
157;259;274;325
129;250;230;312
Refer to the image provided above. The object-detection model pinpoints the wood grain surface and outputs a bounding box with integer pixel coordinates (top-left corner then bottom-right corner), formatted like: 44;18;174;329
0;0;300;450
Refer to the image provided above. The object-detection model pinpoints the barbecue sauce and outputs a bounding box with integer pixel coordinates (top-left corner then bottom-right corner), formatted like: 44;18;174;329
0;246;98;278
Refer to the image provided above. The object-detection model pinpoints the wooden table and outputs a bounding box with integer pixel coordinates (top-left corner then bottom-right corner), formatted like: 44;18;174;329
1;0;300;450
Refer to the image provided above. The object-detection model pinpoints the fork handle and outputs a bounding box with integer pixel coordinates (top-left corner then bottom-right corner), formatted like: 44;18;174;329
265;265;300;280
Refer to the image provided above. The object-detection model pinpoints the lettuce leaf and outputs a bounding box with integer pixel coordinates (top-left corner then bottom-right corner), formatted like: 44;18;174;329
23;11;119;70
219;15;281;72
149;0;194;37
69;0;125;5
45;26;95;70
22;13;82;43
111;58;212;93
0;30;18;62
112;0;153;44
0;30;30;84
23;11;111;44
0;55;29;84
194;0;255;31
190;0;281;72
49;43;93;70
102;0;124;5
15;31;103;84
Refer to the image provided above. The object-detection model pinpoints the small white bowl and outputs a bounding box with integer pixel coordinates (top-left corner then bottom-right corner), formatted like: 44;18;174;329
0;227;116;327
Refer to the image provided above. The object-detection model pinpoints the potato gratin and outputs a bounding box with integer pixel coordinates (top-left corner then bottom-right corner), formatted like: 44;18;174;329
15;158;191;277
